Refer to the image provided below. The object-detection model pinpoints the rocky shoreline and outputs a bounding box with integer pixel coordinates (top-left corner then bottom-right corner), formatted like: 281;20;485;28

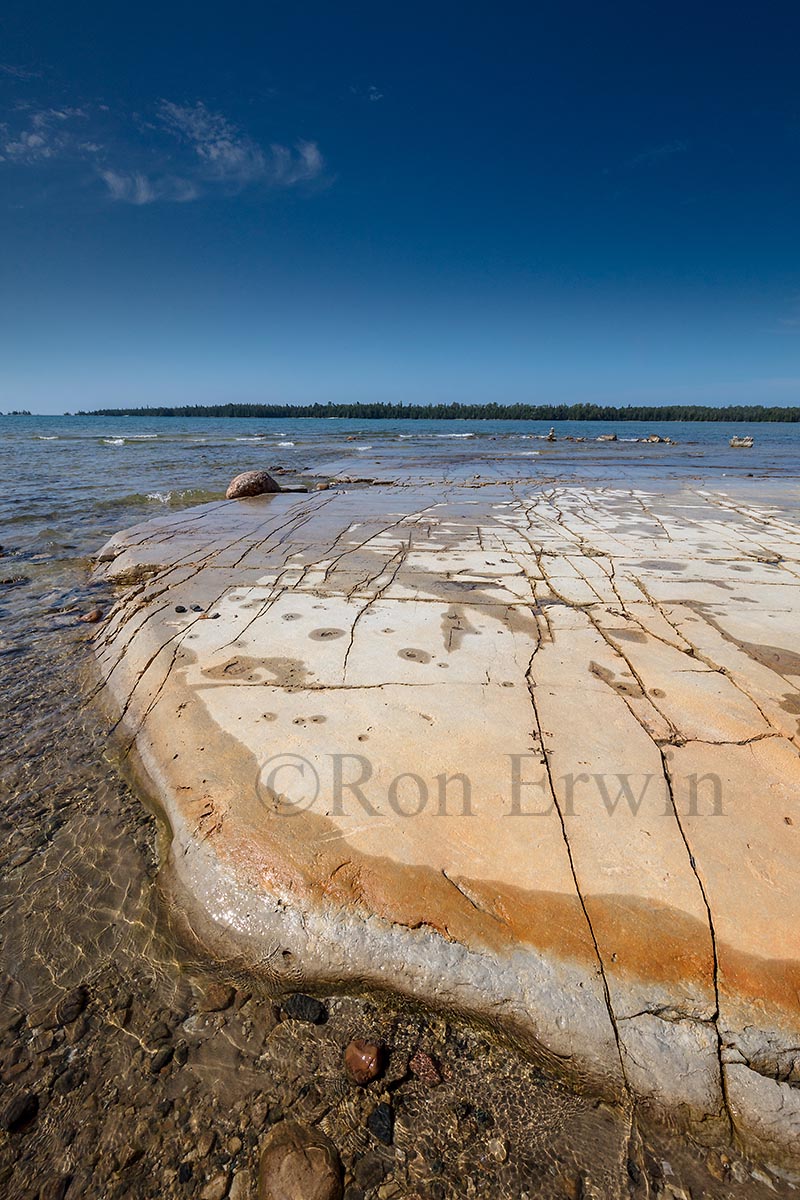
87;478;800;1178
0;477;798;1197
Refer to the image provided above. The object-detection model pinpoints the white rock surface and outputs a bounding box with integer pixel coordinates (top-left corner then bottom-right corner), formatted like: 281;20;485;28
92;482;800;1169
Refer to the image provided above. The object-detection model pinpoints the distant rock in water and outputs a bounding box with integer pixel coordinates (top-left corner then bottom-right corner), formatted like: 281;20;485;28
226;471;281;499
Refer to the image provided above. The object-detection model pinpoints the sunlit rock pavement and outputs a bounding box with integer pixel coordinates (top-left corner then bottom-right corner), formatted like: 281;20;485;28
90;479;800;1179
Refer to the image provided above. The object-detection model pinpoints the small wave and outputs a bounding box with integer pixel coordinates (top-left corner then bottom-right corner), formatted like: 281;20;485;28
116;488;222;506
235;436;267;442
127;434;159;439
102;438;125;446
35;435;59;441
435;432;474;438
277;441;296;447
355;444;373;450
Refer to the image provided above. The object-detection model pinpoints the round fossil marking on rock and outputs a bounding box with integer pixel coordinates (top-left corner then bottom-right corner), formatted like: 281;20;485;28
399;648;431;663
309;628;345;640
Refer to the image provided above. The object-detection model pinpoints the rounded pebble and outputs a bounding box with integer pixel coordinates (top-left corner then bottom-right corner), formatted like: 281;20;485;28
344;1038;385;1086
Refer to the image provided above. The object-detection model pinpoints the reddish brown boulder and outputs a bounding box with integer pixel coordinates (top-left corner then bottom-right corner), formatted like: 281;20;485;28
226;471;281;499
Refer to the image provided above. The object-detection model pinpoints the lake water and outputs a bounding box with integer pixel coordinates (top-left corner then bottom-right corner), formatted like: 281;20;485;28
3;414;798;572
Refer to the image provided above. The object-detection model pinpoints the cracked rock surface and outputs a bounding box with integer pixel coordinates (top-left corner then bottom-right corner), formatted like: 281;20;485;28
92;481;800;1172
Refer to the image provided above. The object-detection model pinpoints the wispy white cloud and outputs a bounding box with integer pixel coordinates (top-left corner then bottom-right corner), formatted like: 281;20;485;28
628;140;689;168
0;63;41;81
349;84;384;103
158;100;266;184
1;106;87;163
154;100;324;194
0;93;325;205
269;139;324;185
98;169;199;205
774;299;800;333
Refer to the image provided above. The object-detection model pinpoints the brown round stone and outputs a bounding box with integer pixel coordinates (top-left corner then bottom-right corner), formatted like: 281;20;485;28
226;471;281;500
258;1121;342;1200
343;1038;384;1086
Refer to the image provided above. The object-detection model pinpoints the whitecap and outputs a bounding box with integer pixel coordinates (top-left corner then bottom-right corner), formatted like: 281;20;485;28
147;491;172;502
435;432;474;438
277;441;296;447
35;435;59;440
355;444;373;450
102;438;125;446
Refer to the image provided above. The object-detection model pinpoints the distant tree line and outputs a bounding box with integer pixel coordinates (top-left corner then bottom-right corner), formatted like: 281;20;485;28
78;401;800;422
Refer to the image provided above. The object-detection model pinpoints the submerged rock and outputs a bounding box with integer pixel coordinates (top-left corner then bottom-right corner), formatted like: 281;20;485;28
197;982;236;1012
55;984;88;1026
409;1048;442;1085
258;1121;343;1200
226;471;281;499
344;1038;384;1085
366;1102;394;1145
79;608;104;623
281;993;327;1025
0;1089;38;1132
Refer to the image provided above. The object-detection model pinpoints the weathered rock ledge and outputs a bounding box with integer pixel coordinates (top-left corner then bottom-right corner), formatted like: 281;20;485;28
91;482;800;1171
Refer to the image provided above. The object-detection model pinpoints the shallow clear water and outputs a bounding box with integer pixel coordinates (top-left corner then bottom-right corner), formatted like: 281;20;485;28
1;414;798;1198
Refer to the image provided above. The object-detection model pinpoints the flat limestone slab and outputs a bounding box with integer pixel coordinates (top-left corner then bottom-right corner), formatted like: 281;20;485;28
92;482;800;1169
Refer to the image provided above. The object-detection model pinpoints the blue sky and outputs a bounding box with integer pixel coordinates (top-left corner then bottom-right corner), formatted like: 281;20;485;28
2;1;799;413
